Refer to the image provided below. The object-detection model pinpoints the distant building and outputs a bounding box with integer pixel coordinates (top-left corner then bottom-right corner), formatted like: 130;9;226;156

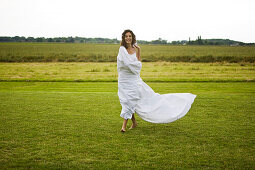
230;43;239;46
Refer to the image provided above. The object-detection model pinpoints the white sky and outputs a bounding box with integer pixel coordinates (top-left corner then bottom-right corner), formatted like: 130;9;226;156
0;0;255;43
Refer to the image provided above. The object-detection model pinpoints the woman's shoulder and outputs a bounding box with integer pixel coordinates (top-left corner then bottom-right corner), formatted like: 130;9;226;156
119;46;126;50
119;46;127;53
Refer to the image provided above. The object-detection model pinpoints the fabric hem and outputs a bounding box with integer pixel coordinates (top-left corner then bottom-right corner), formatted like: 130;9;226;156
120;111;134;120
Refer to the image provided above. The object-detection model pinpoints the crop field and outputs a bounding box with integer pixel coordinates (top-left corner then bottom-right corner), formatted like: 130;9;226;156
0;62;255;82
0;43;255;62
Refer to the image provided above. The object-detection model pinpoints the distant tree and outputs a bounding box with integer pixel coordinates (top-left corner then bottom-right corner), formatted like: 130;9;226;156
48;38;53;42
0;37;12;42
65;37;74;43
197;36;203;45
36;37;44;42
151;38;167;44
54;38;61;42
27;37;35;42
12;36;20;42
171;41;178;45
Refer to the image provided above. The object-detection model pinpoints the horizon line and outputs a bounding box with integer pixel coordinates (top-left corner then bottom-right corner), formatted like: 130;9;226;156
1;35;254;43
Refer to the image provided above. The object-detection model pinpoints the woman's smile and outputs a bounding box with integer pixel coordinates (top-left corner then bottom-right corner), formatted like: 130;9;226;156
125;32;132;44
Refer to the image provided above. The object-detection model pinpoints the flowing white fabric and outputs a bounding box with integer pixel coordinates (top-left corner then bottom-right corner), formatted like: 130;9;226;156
117;46;196;123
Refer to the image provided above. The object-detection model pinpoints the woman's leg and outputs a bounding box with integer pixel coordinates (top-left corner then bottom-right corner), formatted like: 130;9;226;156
130;114;138;129
121;119;128;132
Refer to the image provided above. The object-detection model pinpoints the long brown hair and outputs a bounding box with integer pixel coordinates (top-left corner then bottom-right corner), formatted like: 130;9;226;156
120;29;136;49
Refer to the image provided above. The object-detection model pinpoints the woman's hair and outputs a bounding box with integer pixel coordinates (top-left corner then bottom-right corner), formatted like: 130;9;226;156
121;29;136;49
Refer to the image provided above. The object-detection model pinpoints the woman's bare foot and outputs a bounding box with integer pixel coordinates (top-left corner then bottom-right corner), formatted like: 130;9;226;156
129;122;137;129
121;119;128;132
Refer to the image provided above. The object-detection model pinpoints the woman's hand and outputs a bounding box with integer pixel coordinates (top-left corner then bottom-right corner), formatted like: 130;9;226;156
134;44;141;61
133;44;140;50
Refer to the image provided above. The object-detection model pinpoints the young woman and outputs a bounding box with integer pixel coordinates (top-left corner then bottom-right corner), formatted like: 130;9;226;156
117;29;196;132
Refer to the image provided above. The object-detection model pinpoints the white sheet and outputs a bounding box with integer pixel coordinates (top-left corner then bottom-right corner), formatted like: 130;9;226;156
117;46;196;123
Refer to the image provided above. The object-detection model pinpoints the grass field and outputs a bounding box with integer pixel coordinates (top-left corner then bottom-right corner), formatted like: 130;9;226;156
0;82;254;169
0;62;255;82
0;48;254;168
1;43;255;62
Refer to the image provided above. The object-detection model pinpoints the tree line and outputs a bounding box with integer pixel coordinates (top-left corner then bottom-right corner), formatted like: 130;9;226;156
0;36;254;46
0;36;120;44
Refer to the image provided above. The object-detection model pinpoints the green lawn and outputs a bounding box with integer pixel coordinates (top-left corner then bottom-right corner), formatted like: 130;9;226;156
0;82;254;169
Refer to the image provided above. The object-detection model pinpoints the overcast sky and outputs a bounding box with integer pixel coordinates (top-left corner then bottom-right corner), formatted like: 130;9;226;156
0;0;255;43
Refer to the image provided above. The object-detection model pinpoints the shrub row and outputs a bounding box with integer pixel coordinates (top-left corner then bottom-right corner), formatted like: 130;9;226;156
0;54;254;63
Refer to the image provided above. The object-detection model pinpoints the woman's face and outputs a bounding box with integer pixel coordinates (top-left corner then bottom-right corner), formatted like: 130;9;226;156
125;32;132;45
